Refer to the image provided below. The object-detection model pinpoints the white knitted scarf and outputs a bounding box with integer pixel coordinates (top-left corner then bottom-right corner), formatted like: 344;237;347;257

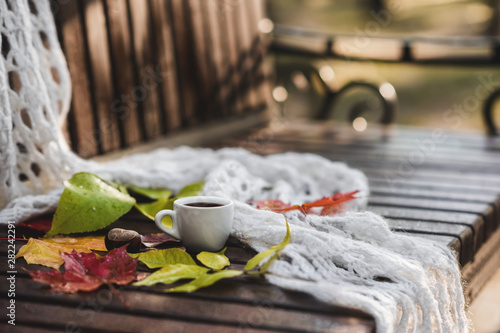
0;1;469;332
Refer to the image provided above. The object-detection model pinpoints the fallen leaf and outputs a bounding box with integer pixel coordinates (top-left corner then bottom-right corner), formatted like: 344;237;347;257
141;233;178;248
245;221;290;274
251;191;359;215
135;198;174;223
133;248;196;269
250;200;292;212
197;247;230;270
15;236;106;269
28;247;145;293
133;264;209;286
177;182;205;198
18;219;52;233
319;204;345;216
128;186;172;200
166;270;243;293
135;182;205;224
47;172;136;236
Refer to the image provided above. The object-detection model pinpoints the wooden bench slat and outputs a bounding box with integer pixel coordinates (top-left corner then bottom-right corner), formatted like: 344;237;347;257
235;0;258;111
278;134;500;160
268;141;500;171
369;195;495;240
0;323;55;333
367;206;482;264
104;0;142;147
367;178;500;196
370;185;499;206
231;139;500;174
188;0;213;121
387;219;469;261
370;187;500;233
407;234;461;262
168;0;199;127
2;300;280;333
360;166;500;186
56;0;98;157
149;0;182;132
220;0;243;115
83;0;121;153
128;0;163;140
2;272;374;333
203;0;228;117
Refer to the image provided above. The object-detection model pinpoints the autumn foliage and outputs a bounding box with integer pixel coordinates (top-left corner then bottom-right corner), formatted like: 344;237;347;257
28;247;146;293
251;190;359;215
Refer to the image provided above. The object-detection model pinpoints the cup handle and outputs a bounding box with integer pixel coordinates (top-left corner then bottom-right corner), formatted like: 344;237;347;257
155;210;181;240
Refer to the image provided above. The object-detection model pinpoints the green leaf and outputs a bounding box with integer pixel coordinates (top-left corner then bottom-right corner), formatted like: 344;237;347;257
112;182;129;195
128;186;172;200
134;248;196;269
134;181;203;223
166;270;243;293
244;221;290;274
133;264;209;286
47;173;135;236
197;247;230;270
177;182;205;198
134;198;174;224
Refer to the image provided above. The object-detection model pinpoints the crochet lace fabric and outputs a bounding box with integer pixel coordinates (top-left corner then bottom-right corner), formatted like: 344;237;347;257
0;1;469;332
0;0;80;207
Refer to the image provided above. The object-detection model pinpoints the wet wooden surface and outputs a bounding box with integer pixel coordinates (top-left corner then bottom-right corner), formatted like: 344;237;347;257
0;226;374;333
2;122;500;332
215;121;500;301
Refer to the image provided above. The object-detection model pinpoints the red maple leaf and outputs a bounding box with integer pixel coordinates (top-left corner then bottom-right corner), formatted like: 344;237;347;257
28;246;146;293
251;191;359;216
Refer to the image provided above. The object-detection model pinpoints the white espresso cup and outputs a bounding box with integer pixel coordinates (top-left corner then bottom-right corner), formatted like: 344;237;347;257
154;196;234;253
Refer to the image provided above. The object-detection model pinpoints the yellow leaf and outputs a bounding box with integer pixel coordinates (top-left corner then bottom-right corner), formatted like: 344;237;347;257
44;236;107;251
166;270;243;293
134;248;196;269
133;264;209;287
244;221;290;274
15;236;106;269
196;247;230;270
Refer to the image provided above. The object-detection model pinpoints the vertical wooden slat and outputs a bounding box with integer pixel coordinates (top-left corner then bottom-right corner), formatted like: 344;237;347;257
234;0;257;111
206;0;230;117
82;0;120;153
189;0;212;120
247;0;271;110
104;0;141;147
149;0;181;131
56;0;269;158
221;1;242;114
230;1;247;112
164;0;187;127
215;1;232;117
168;0;203;126
128;0;162;139
56;0;98;157
199;0;222;119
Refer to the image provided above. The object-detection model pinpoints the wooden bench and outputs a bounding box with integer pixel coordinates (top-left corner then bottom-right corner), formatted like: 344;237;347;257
2;0;500;331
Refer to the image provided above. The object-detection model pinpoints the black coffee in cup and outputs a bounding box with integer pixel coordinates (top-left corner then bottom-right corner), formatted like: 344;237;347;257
186;202;223;208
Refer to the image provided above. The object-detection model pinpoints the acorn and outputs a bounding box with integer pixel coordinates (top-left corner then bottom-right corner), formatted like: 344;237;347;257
105;228;141;253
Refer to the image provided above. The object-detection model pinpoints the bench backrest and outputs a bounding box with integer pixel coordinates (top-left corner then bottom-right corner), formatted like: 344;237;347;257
52;0;269;157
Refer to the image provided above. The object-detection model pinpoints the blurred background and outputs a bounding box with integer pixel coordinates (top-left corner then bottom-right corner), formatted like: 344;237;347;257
266;0;500;132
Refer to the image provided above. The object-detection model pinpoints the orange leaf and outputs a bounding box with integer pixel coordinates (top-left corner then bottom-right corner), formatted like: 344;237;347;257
15;236;106;269
252;191;359;216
